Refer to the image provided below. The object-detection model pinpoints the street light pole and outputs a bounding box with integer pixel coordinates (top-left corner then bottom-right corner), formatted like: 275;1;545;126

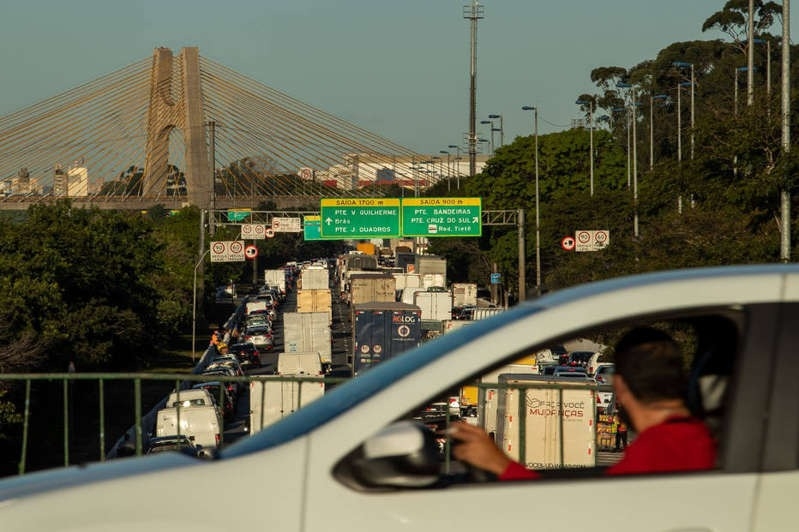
488;114;504;147
448;145;461;190
480;119;495;155
521;105;541;296
192;248;211;362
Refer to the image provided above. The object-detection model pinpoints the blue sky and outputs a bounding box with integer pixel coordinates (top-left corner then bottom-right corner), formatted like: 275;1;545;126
0;1;789;154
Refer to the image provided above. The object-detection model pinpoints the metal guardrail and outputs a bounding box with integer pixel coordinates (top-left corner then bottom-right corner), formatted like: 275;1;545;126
0;372;336;476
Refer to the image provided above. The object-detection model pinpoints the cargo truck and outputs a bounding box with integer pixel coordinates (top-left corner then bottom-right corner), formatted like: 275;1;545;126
451;283;478;308
348;273;396;306
352;302;422;374
263;269;287;294
299;267;329;290
494;375;597;470
413;290;453;322
248;375;325;434
296;288;332;323
414;254;447;280
282;311;332;366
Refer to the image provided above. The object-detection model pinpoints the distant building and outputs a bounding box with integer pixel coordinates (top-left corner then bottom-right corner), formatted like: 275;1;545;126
52;160;89;197
67;162;89;197
309;153;487;190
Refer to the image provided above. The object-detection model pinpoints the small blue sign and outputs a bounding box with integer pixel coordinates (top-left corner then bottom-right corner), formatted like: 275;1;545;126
490;273;501;284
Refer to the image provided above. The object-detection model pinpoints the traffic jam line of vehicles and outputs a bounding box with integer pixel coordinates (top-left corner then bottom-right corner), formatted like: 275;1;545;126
6;259;796;531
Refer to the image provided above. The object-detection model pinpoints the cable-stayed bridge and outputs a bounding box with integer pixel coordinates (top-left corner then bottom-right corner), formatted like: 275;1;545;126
0;47;469;211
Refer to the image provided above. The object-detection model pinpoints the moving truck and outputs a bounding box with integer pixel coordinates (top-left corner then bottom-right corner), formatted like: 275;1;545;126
348;274;396;306
352;302;422;374
263;269;287;293
451;283;478;308
356;242;377;255
276;351;324;376
283;311;332;365
413;290;453;322
299;267;329;290
296;289;332;322
495;375;597;470
249;375;325;434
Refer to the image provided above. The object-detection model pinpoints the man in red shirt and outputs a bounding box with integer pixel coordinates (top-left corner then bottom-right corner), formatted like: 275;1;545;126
450;327;717;479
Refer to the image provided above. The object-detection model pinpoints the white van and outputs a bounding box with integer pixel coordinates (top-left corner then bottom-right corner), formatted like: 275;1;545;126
155;404;221;451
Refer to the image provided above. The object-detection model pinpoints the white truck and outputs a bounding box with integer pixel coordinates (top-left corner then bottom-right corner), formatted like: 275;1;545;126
276;351;324;375
263;269;287;294
451;282;478;308
413;290;453;322
282;311;332;365
494;375;597;470
249;374;325;434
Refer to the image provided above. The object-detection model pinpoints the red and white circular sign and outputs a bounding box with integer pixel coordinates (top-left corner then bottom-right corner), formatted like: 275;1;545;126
244;245;258;259
265;228;275;238
229;241;244;254
576;230;592;244
561;236;576;251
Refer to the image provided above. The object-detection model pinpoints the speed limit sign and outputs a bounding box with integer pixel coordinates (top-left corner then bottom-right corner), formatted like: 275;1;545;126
244;245;258;259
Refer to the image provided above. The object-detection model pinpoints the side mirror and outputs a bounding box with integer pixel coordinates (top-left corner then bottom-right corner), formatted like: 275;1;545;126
334;421;441;490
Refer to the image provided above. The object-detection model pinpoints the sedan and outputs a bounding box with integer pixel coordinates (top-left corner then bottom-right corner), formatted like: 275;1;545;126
243;325;273;351
229;342;261;368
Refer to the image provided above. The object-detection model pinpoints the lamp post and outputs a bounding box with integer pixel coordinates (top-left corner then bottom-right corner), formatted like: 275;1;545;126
448;145;462;190
480;119;495;154
521;105;541;296
617;82;640;237
575;98;594;196
488;114;504;147
192;248;212;362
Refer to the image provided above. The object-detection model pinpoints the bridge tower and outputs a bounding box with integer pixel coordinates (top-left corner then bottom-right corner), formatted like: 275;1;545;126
142;47;210;208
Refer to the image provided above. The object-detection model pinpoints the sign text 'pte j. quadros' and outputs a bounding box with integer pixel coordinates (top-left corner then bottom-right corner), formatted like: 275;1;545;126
401;197;482;237
319;198;401;239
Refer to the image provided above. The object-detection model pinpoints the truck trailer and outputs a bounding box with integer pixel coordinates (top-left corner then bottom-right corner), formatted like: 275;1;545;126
494;375;597;470
352;302;422;374
282;311;332;365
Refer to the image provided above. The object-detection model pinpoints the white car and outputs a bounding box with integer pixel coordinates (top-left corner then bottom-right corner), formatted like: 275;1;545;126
1;264;798;532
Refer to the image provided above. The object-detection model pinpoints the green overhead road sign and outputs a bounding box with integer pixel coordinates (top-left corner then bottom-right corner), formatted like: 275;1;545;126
320;198;401;239
303;215;322;241
401;197;482;237
226;208;251;222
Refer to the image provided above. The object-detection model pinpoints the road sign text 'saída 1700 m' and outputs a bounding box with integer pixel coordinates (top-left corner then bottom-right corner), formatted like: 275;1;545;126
401;197;482;237
320;198;401;239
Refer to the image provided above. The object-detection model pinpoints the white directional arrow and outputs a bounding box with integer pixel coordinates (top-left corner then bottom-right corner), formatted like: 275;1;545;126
472;216;479;223
325;217;333;225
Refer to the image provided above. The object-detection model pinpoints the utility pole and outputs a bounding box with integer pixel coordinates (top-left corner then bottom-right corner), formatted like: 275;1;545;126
781;0;791;262
463;1;484;178
208;120;216;236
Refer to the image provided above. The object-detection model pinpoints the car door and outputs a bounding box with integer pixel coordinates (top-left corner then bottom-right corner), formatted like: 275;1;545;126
302;303;776;532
